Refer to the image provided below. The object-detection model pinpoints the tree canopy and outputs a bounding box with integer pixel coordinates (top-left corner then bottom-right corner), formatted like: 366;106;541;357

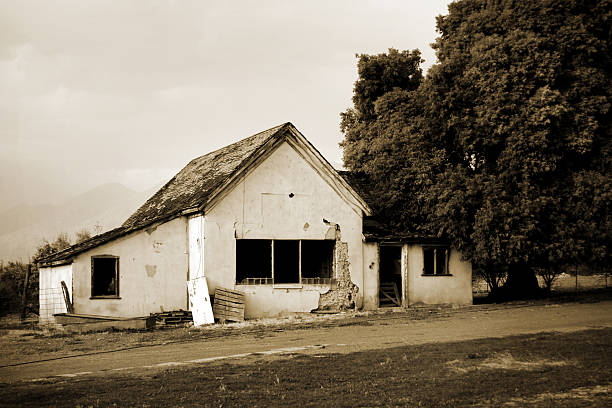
341;0;610;293
33;232;72;262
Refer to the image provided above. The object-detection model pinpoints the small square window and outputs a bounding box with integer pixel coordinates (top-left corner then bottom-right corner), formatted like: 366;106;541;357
91;256;119;297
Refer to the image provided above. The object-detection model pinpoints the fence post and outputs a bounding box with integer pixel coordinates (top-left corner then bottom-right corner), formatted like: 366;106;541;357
20;263;31;321
575;266;578;292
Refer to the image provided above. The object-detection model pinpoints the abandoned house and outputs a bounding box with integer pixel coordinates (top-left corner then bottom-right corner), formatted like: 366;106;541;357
37;122;472;323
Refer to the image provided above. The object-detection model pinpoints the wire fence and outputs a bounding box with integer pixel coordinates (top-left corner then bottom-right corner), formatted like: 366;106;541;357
38;287;67;324
473;272;610;296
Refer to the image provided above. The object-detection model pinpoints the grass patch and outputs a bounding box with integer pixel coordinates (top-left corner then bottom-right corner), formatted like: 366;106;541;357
1;328;610;407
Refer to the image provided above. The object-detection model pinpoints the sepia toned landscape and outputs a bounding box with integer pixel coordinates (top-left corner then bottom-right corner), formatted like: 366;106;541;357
1;0;610;406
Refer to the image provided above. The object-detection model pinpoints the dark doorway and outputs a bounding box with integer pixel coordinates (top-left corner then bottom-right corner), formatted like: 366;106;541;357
379;246;402;307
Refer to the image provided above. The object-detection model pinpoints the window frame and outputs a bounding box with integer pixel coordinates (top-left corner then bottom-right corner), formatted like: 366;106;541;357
235;239;335;286
422;246;451;276
90;255;120;299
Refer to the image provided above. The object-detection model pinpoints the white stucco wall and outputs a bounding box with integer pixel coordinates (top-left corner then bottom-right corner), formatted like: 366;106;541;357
70;217;189;317
203;141;364;318
39;264;72;324
406;245;472;305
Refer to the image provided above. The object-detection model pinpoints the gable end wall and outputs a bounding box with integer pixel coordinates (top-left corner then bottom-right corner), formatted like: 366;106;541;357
202;141;364;317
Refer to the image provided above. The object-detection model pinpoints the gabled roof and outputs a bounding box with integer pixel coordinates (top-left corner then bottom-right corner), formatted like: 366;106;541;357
123;123;288;229
38;122;371;265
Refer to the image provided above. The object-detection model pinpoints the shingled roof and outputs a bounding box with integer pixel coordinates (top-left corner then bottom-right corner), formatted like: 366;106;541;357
38;123;290;265
123;123;288;229
36;225;131;265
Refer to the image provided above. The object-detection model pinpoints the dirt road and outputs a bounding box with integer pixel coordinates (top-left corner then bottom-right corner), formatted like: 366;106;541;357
2;300;611;383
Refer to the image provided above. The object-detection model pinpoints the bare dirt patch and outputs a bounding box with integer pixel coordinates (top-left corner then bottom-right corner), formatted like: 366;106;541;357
501;383;612;407
0;307;454;366
446;351;576;373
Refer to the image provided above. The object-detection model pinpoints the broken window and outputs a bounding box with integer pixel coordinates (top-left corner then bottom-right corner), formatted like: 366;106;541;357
301;240;334;284
91;256;119;297
236;239;335;285
236;240;272;284
423;247;449;275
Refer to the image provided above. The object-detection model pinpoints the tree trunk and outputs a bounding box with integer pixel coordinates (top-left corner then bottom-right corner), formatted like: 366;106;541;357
497;262;541;301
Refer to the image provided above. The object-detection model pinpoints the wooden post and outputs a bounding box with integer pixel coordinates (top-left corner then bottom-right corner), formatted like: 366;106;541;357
20;263;31;321
575;266;578;292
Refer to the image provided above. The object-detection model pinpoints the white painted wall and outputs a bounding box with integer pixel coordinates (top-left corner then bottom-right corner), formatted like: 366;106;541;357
362;243;473;309
406;245;472;305
70;217;189;317
39;264;72;324
203;141;364;318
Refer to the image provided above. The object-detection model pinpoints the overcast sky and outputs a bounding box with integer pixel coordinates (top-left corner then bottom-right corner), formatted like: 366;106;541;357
0;0;452;211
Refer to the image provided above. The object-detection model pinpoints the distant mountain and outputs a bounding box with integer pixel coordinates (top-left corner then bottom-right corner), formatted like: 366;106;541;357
0;183;160;262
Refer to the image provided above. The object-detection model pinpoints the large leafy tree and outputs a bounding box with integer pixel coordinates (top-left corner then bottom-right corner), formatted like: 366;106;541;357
341;0;611;297
340;49;438;229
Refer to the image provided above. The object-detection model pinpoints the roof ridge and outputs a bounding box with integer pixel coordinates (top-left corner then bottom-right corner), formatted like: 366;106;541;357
120;122;291;229
186;122;290;166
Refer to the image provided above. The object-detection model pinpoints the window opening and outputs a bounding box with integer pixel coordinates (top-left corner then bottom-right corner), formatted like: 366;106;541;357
273;240;300;284
423;247;449;275
301;240;334;284
236;239;334;285
91;256;119;297
236;240;272;285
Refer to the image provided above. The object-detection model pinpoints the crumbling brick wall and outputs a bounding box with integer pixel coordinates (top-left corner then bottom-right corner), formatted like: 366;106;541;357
314;225;359;311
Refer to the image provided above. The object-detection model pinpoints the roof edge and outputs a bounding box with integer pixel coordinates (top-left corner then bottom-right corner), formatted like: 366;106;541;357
37;213;184;266
200;123;291;212
363;234;450;245
200;122;372;217
284;124;372;216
